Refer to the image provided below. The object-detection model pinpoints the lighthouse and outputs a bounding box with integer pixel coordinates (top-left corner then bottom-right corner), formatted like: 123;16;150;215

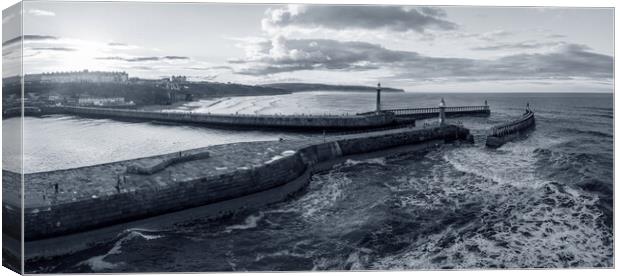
376;82;381;113
439;97;446;126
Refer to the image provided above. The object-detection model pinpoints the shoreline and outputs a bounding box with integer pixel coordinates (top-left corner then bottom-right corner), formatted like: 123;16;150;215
134;89;408;114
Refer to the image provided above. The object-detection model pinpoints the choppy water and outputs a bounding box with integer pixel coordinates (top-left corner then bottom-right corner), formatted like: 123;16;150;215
13;92;613;272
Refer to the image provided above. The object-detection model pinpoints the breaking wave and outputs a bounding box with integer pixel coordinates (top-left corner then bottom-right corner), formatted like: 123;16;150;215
77;228;164;271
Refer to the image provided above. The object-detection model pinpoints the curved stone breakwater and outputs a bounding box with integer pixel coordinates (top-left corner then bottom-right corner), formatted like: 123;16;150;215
485;109;535;148
2;125;472;253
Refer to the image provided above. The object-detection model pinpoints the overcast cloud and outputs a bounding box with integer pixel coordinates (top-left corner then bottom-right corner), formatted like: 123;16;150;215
262;5;457;33
232;37;612;83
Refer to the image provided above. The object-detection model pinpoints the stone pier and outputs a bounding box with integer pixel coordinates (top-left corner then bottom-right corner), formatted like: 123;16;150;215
2;124;472;253
41;105;400;130
486;107;535;148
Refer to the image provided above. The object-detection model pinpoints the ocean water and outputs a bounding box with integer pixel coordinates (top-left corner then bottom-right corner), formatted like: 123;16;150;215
14;92;613;272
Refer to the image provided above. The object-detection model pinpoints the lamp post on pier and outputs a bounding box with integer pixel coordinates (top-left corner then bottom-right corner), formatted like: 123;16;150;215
376;82;381;113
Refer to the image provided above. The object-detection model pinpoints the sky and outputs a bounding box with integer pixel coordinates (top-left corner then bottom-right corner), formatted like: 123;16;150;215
1;1;614;92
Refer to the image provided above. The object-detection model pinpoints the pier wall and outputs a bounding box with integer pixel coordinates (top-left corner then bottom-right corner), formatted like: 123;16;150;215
2;171;21;240
22;154;307;240
19;125;471;241
42;106;397;130
486;110;535;148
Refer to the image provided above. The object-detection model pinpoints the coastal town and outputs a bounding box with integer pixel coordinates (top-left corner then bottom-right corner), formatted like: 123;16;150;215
2;70;406;115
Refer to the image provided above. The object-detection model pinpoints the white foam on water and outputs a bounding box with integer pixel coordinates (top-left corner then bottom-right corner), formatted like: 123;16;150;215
224;212;265;233
78;255;118;271
265;155;284;164
282;170;353;222
77;229;164;271
372;177;613;269
253;249;307;262
444;133;569;190
369;132;612;270
345;250;369;270
281;150;296;156
224;250;239;271
342;157;387;167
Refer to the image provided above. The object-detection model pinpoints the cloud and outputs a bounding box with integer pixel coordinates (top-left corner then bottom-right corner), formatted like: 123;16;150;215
163;56;190;60
130;66;154;70
30;47;77;52
107;42;128;46
262;5;457;33
231;37;613;83
2;35;58;46
96;55;190;62
471;41;565;51
27;9;56;17
105;41;141;50
487;44;612;80
230;36;398;74
477;30;513;40
186;65;232;71
547;34;566;39
97;56;157;62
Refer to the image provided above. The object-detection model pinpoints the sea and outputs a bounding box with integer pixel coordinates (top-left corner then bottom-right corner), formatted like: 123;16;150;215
3;91;613;272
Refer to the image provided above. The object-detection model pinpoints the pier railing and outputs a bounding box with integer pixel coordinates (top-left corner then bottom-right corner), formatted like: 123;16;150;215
489;110;535;137
357;105;490;117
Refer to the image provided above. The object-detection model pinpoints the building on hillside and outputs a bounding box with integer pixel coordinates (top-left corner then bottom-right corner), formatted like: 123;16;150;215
157;75;189;91
26;70;129;83
170;75;187;83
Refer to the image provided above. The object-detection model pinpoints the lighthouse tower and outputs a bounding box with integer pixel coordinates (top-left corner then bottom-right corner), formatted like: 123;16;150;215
439;97;446;126
376;82;382;113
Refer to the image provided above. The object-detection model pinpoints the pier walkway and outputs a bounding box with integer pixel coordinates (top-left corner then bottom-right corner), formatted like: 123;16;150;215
359;105;490;119
42;105;401;131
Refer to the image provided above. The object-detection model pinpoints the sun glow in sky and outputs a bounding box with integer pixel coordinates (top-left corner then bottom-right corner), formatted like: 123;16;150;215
2;1;614;92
